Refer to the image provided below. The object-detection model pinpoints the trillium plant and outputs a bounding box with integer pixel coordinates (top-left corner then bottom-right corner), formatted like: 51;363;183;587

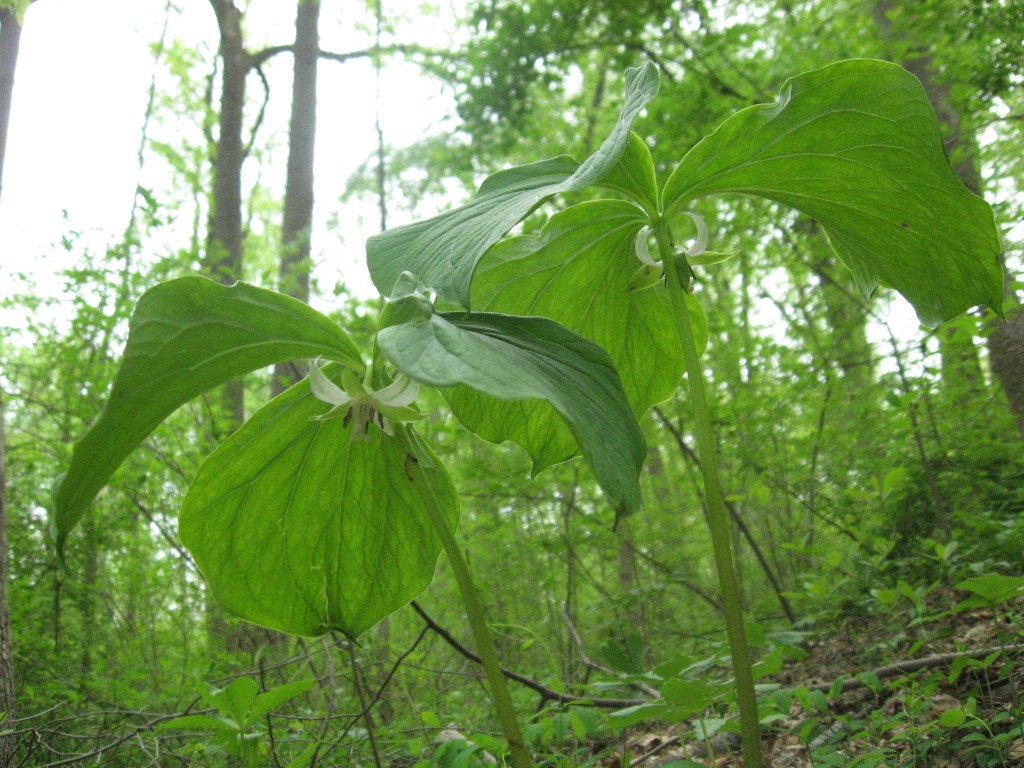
53;60;1003;767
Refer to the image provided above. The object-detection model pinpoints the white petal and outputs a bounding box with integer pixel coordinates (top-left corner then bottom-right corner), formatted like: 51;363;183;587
633;226;659;267
374;374;419;408
681;212;709;257
309;358;352;406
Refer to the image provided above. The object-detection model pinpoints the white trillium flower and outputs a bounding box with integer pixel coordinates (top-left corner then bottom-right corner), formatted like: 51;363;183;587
309;357;421;441
680;212;708;258
634;226;658;267
632;212;709;266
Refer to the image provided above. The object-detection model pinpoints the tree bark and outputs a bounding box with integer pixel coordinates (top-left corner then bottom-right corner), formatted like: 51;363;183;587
273;0;320;396
0;6;24;207
203;0;252;650
0;9;21;761
0;388;16;765
989;310;1024;436
205;0;248;288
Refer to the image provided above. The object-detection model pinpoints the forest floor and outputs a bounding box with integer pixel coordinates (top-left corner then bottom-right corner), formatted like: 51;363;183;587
587;591;1024;768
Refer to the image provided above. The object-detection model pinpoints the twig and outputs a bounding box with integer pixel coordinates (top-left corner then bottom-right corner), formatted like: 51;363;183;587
411;601;646;709
808;644;1024;695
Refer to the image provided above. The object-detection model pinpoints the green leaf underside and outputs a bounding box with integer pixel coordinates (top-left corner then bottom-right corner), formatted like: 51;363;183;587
366;62;660;308
52;277;365;551
596;131;661;215
662;59;1003;326
179;371;457;638
377;312;645;519
470;200;703;420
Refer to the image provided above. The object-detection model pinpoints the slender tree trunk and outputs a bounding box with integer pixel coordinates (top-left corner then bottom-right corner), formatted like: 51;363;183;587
204;0;252;651
0;388;16;764
989;311;1024;436
204;0;248;439
0;6;24;207
0;11;22;760
206;0;248;287
615;517;645;664
78;515;98;696
273;0;320;396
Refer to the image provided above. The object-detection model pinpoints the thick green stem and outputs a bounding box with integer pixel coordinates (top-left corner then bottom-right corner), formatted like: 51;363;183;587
653;219;764;768
396;426;532;768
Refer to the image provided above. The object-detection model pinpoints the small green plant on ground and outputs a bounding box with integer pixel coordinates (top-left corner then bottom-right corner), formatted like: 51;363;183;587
157;677;314;767
52;59;1003;767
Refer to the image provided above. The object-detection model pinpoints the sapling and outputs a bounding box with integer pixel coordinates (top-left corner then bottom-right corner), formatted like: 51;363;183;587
54;59;1003;768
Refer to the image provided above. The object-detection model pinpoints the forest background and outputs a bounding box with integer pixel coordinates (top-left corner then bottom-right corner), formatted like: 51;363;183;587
0;0;1023;766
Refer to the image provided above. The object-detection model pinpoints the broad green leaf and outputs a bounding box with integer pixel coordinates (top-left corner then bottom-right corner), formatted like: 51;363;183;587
367;62;660;307
377;310;645;519
954;574;1024;608
939;708;968;728
662;59;1003;326
52;277;364;552
470;200;705;420
661;678;717;712
246;680;314;727
596;131;660;215
221;678;259;726
286;746;318;768
607;702;680;728
179;369;457;638
156;714;239;733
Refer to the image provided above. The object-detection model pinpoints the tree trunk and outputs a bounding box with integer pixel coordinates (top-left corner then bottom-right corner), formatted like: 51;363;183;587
0;6;24;207
0;10;21;760
989;311;1024;436
272;0;320;397
205;0;248;287
0;388;16;765
204;0;252;651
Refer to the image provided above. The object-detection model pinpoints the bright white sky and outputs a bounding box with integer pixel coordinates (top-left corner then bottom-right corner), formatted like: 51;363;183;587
0;0;462;322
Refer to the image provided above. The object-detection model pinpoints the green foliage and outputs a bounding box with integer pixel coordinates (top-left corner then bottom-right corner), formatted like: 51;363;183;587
158;677;314;767
662;59;1003;326
180;375;458;638
367;62;660;307
52;278;364;553
469;199;703;421
379;300;646;518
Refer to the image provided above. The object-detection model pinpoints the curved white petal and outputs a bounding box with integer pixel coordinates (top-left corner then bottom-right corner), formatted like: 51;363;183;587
633;226;659;267
374;374;420;408
309;358;353;406
681;212;709;257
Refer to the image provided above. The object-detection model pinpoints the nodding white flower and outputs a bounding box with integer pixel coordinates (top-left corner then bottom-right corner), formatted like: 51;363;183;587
634;226;658;267
679;212;708;258
633;213;709;267
309;358;421;441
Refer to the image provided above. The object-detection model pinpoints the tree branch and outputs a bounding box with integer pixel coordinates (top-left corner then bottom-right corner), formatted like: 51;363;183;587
410;601;646;709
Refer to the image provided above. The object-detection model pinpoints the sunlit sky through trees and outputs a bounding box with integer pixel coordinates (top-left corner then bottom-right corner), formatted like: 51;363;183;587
0;0;465;327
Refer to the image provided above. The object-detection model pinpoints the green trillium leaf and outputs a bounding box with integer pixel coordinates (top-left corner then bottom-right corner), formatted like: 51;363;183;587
377;310;645;520
469;200;705;421
246;680;314;726
662;59;1003;326
366;62;660;307
179;369;457;638
156;715;239;734
596;131;660;215
52;277;365;553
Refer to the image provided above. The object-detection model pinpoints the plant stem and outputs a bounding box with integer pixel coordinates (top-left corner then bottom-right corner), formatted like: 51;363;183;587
653;219;764;768
396;426;532;768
